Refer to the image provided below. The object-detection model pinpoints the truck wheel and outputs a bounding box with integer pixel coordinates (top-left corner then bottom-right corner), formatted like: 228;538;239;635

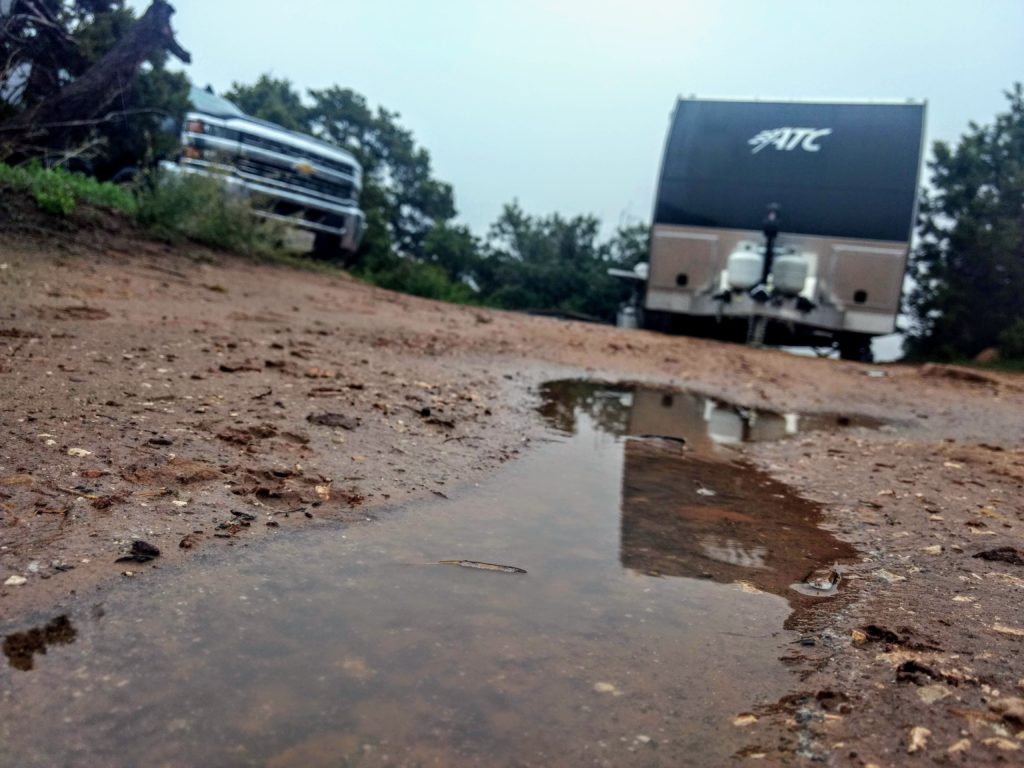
838;333;874;363
312;231;342;260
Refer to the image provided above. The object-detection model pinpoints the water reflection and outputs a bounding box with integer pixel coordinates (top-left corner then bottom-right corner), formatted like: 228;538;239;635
538;379;875;450
539;379;860;601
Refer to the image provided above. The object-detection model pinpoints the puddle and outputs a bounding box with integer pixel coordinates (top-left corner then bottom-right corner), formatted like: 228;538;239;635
0;380;860;767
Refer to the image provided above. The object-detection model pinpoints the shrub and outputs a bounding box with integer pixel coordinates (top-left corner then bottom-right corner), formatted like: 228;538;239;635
361;260;475;304
134;172;284;257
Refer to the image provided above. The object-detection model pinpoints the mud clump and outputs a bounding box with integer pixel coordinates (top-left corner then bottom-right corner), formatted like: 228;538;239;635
973;547;1024;566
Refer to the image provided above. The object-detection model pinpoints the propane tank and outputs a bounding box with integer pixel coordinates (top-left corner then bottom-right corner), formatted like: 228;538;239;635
727;247;764;290
771;253;809;295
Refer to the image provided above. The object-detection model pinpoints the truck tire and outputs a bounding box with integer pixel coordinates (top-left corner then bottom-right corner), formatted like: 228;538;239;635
312;231;342;260
838;333;874;363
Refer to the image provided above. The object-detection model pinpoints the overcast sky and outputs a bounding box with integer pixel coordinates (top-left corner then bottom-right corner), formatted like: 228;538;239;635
137;0;1022;235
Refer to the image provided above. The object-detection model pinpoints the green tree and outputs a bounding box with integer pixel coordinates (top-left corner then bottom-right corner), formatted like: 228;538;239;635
307;86;455;259
906;84;1024;360
224;75;308;133
476;202;643;322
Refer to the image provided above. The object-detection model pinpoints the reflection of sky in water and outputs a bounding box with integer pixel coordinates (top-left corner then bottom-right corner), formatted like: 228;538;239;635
0;382;858;767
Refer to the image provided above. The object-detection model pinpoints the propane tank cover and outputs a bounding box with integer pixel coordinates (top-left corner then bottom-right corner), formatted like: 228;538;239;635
771;254;809;295
727;250;764;290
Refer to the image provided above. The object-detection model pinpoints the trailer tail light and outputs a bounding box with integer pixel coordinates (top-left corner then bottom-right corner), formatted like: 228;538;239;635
183;146;203;160
186;120;205;134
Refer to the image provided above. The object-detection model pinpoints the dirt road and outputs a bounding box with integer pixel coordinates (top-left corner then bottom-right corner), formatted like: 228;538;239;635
2;218;1024;765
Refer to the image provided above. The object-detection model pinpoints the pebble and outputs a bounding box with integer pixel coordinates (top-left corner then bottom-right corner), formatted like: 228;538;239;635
4;575;27;586
917;684;951;705
908;726;931;753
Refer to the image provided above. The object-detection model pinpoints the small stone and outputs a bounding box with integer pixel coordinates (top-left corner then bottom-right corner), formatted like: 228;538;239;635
990;697;1024;725
4;575;27;586
875;569;907;584
918;684;952;705
593;682;619;695
981;737;1019;751
26;561;41;574
993;623;1024;638
947;739;971;754
922;545;942;556
635;735;651;744
171;499;188;508
67;447;92;457
851;629;868;645
908;726;931;753
733;714;758;727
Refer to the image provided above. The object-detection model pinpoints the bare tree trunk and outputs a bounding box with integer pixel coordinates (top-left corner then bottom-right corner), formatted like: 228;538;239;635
0;0;190;158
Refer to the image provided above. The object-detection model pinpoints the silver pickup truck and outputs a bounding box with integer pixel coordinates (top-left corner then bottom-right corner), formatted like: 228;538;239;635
161;87;365;254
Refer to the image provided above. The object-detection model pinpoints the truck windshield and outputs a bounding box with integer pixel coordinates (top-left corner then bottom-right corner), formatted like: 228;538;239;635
188;87;246;118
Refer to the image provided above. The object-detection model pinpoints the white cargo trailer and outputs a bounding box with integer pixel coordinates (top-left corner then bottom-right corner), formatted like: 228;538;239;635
642;97;926;361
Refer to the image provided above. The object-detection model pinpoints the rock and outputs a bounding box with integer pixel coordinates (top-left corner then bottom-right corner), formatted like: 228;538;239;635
974;547;1024;566
733;714;758;727
981;737;1019;751
993;623;1024;638
947;739;971;754
307;412;359;430
67;447;92;457
922;545;942;556
974;347;1000;364
593;682;620;695
990;697;1024;725
851;629;868;645
907;726;931;753
875;569;907;584
4;575;27;586
917;684;952;705
115;540;161;563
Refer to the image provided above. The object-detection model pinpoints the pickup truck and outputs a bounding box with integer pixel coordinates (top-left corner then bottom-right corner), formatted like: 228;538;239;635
160;87;365;255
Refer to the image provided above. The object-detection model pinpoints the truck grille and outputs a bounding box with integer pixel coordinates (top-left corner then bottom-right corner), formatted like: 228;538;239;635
236;157;353;201
238;134;355;179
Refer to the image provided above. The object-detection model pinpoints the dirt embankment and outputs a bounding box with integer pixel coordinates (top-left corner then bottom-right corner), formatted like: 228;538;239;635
2;217;1024;765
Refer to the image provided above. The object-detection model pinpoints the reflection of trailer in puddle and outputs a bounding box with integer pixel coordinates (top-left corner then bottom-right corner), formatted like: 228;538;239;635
619;388;853;600
626;386;801;448
617;438;853;602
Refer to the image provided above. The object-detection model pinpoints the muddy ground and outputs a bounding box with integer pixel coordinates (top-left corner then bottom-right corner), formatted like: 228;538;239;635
2;212;1024;766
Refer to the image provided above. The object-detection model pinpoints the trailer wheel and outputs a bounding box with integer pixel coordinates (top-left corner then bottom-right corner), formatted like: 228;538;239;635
838;333;874;363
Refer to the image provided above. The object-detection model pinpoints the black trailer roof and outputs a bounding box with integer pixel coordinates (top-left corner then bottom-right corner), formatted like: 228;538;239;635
653;99;926;242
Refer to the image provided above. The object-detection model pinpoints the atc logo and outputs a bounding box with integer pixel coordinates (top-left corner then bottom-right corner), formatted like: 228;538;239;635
748;127;833;154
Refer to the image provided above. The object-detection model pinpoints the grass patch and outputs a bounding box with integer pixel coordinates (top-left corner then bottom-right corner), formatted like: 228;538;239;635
0;162;135;216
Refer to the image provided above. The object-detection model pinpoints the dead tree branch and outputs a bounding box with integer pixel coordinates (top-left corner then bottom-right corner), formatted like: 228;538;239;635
0;0;190;159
